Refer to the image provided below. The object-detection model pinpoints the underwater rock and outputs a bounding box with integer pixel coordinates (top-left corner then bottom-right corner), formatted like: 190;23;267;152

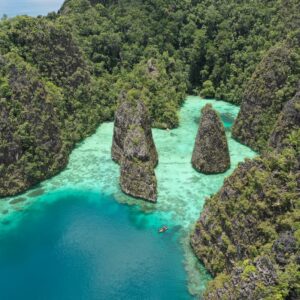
9;197;26;204
269;91;300;151
191;104;230;174
111;99;158;166
120;125;157;202
27;188;45;197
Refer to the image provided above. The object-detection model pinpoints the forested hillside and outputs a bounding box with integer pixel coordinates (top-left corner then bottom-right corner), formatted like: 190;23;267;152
58;0;299;103
192;120;300;299
0;16;114;195
0;1;299;298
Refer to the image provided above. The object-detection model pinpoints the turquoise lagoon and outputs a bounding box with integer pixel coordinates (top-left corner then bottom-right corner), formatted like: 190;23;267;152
0;97;256;299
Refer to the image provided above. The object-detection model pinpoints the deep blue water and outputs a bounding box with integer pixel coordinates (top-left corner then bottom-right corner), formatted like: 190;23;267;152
0;5;256;296
0;97;256;299
0;189;191;300
0;0;64;17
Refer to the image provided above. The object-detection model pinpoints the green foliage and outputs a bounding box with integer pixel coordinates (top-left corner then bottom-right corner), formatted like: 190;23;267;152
112;56;187;128
0;16;114;196
232;41;300;152
57;0;300;107
200;80;215;99
187;0;300;103
0;2;190;196
0;3;299;297
191;131;300;299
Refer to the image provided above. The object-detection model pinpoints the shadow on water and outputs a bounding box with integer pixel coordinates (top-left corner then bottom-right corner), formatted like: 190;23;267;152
220;112;235;130
194;112;235;130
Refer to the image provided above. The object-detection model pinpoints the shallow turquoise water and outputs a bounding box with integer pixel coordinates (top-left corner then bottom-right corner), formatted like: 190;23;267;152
0;0;63;17
0;190;191;300
0;97;256;299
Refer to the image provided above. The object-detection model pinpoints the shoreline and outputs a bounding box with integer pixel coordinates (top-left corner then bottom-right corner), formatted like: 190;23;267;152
0;97;256;298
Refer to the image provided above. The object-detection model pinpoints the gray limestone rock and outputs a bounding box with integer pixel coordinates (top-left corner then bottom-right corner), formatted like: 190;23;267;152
268;91;300;151
191;104;230;174
111;99;158;166
120;126;157;202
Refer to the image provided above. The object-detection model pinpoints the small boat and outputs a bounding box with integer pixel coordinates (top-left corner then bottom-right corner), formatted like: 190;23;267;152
158;225;168;233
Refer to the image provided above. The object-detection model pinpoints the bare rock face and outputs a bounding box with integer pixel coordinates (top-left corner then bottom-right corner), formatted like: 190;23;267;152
191;104;230;174
272;231;297;266
111;99;158;166
268;91;300;151
0;62;67;197
120;126;157;202
232;44;297;152
203;256;277;300
190;134;300;298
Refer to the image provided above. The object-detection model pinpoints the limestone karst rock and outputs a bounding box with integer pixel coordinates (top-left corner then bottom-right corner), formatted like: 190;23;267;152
111;99;158;166
191;104;230;174
120;125;157;202
232;43;298;152
190;138;300;298
190;101;300;297
193;46;299;299
0;61;67;197
268;91;300;151
202;256;278;299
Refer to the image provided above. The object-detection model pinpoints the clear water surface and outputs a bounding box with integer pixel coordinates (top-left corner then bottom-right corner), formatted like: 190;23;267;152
0;97;256;299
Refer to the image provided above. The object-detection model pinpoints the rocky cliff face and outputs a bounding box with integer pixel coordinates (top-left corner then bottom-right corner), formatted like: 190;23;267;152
269;91;300;151
206;40;300;298
232;43;299;152
191;104;230;174
0;16;108;197
111;99;158;166
191;50;300;296
191;131;300;298
191;88;300;298
120;125;157;202
204;256;279;299
0;61;68;196
200;227;299;299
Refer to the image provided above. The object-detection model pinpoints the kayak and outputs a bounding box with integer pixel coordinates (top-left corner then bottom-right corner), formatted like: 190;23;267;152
158;226;168;233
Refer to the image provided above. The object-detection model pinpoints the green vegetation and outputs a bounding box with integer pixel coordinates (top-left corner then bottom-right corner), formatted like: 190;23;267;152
189;0;300;103
232;37;300;152
0;16;114;196
191;129;300;298
1;0;299;196
57;0;300;103
0;1;299;298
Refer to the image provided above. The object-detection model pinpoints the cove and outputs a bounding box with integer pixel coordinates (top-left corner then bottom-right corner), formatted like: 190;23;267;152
0;96;256;299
